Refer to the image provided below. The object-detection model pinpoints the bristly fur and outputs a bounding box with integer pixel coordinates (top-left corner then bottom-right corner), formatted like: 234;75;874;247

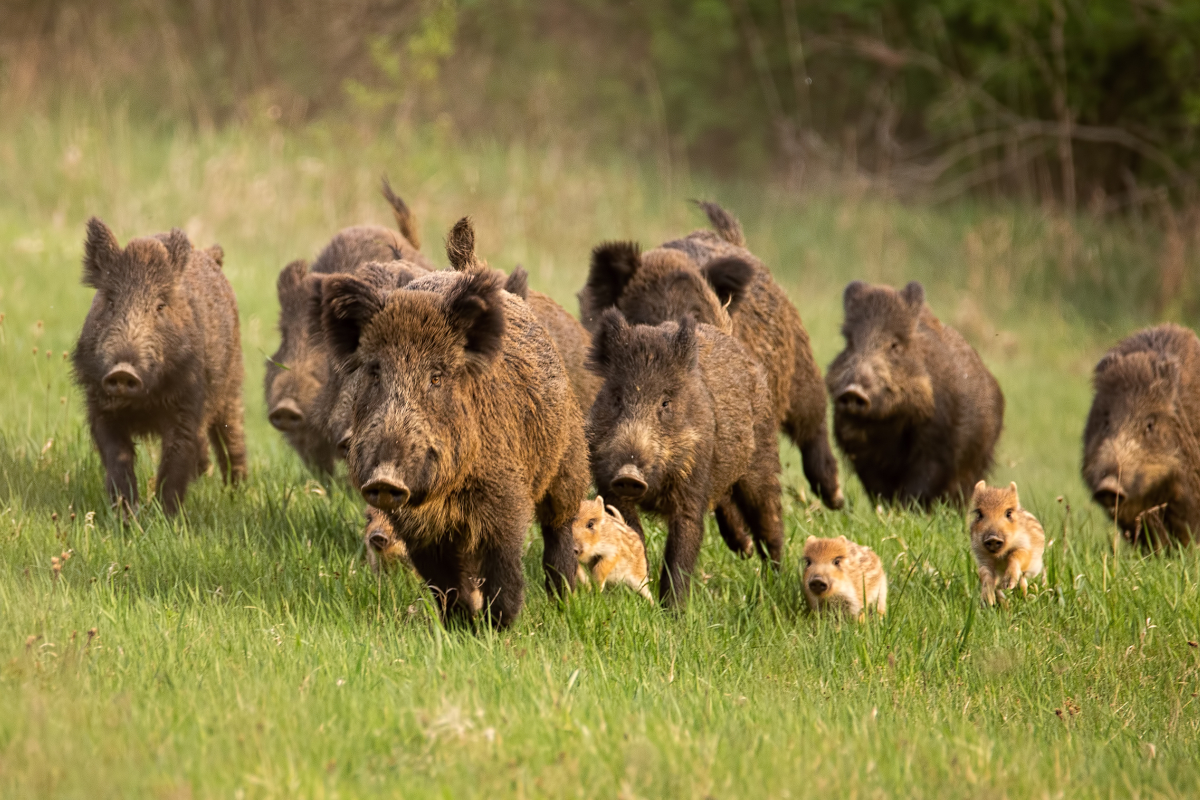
445;270;506;373
693;200;746;247
322;276;387;360
504;265;530;300
446;217;480;272
586;242;642;312
380;176;420;250
83;217;122;288
161;228;193;272
700;257;755;313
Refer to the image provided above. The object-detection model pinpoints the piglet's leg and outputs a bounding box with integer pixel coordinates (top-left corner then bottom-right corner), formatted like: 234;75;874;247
659;508;704;608
93;415;139;513
978;567;997;607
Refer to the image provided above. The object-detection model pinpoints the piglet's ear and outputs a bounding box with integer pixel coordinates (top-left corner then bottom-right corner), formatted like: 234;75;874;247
587;308;630;375
585;241;641;315
843;280;867;311
606;504;626;524
162;228;192;274
701;256;754;313
1008;481;1020;506
322;275;386;360
445;270;506;374
83;217;121;288
446;217;481;272
504;265;529;301
672;315;699;370
902;281;925;310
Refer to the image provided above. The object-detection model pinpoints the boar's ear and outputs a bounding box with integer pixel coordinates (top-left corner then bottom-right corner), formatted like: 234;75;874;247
586;242;641;312
587;308;630;374
901;281;926;310
504;265;530;301
843;280;867;310
277;260;308;301
303;273;328;342
162;228;192;274
1151;355;1180;387
671;315;700;369
445;270;506;374
701;256;754;313
205;244;225;267
322;275;386;360
82;217;122;288
446;217;480;272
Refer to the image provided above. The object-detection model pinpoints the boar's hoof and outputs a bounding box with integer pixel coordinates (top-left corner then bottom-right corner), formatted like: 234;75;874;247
363;477;411;511
1092;475;1125;512
835;384;871;414
102;363;143;397
611;464;648;499
268;398;304;431
807;577;829;595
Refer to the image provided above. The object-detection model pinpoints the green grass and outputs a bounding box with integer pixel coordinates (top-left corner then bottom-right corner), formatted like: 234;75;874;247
1;113;1198;798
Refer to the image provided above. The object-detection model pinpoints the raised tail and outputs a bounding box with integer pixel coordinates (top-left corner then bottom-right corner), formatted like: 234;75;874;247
693;200;745;247
381;176;421;250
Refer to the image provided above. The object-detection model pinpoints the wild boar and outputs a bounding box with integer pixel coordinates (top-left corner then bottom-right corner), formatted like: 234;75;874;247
265;178;431;472
323;220;588;627
579;202;842;512
72;218;246;515
802;536;887;620
969;480;1045;605
586;310;783;607
1082;324;1200;549
826;280;1004;507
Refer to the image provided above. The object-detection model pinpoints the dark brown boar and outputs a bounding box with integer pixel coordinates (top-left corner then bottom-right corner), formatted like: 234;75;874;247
265;178;431;472
72;218;246;515
322;222;589;627
826;280;1004;507
1082;324;1200;550
586;310;783;607
579;202;842;512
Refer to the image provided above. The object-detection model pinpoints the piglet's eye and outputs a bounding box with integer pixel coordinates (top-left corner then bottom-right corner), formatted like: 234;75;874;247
974;509;984;521
833;557;843;567
586;520;594;529
1005;509;1014;520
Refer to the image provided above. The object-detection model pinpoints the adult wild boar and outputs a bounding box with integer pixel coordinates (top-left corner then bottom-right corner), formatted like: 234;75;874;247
586;310;783;607
826;280;1004;506
265;178;431;473
72;218;246;515
1083;324;1200;549
580;202;841;513
322;221;588;627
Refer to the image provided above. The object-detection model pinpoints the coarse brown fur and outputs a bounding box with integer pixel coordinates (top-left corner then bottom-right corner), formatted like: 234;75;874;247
324;221;589;628
572;495;653;600
969;481;1045;605
265;179;431;473
1082;324;1200;550
72;218;246;515
586;310;783;607
578;202;842;513
802;536;887;620
827;280;1005;507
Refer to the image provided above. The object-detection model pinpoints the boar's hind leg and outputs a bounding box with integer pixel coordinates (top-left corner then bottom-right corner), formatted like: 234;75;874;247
714;499;753;557
208;397;248;485
733;474;784;567
538;434;589;598
93;416;139;511
660;507;705;608
157;421;203;516
786;412;843;511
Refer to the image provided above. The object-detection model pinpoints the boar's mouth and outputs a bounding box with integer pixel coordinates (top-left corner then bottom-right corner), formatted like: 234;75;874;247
1092;471;1174;529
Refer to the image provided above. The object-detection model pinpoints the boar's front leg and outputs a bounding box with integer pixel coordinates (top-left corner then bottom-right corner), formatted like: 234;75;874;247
92;414;138;513
659;500;705;608
478;539;526;628
157;417;203;516
407;538;477;627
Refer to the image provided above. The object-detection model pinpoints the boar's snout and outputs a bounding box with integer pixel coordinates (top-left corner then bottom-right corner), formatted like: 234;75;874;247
983;532;1005;554
268;398;304;432
611;464;648;499
362;469;411;511
102;363;144;398
1092;474;1126;512
835;383;871;415
807;576;829;595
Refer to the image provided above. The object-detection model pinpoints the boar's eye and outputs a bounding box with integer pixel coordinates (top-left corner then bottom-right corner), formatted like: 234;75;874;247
430;373;442;388
890;338;902;352
660;397;671;410
1145;416;1155;434
156;301;167;313
367;363;381;383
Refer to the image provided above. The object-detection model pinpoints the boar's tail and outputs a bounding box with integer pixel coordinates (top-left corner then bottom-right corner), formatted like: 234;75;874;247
381;176;421;250
204;244;225;267
693;200;745;247
446;217;486;272
504;264;530;300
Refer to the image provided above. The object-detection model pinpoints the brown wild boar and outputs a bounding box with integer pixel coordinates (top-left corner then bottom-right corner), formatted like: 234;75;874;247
802;536;887;620
72;218;246;515
826;280;1004;507
969;480;1045;605
586;310;783;606
1083;324;1200;549
265;178;431;473
323;220;588;627
571;495;653;600
579;202;842;518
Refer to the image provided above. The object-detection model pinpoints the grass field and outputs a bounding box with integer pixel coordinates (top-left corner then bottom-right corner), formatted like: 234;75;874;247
1;114;1198;798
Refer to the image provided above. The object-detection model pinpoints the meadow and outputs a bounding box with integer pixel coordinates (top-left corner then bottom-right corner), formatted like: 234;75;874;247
0;112;1198;798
